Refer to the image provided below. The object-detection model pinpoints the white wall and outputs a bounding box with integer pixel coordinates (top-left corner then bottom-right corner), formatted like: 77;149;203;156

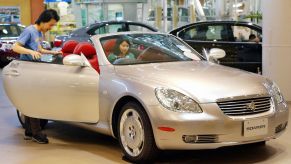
262;0;291;101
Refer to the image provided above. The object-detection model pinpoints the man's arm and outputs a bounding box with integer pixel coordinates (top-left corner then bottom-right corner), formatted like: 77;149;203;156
12;42;42;60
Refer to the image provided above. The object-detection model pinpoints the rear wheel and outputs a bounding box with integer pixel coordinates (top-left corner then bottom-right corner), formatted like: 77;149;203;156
117;102;159;163
16;109;48;129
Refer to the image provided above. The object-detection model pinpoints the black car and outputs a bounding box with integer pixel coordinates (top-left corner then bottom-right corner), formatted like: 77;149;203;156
58;20;158;44
170;21;262;73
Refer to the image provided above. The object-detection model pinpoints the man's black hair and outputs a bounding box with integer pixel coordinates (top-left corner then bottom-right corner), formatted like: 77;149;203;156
35;9;60;25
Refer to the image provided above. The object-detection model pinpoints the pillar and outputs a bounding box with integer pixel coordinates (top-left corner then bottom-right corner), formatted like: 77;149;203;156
30;0;45;24
262;0;291;101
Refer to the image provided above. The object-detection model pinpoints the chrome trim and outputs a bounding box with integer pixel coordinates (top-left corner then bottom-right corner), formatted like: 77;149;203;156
217;97;271;116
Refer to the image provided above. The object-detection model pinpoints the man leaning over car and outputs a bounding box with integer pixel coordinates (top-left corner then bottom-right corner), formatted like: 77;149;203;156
12;9;62;144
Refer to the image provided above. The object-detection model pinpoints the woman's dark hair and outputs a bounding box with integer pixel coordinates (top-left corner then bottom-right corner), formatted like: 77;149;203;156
35;9;60;25
113;37;131;55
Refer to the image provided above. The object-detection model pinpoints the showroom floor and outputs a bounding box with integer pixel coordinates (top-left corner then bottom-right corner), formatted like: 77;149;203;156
0;69;290;164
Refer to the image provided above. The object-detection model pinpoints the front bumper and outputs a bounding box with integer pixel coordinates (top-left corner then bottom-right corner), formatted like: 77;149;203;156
147;102;289;150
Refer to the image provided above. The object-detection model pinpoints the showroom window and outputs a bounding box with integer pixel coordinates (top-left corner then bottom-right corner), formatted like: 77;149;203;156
128;24;154;32
92;24;125;35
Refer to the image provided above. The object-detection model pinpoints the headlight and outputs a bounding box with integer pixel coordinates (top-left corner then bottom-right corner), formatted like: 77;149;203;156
155;88;202;113
264;80;284;104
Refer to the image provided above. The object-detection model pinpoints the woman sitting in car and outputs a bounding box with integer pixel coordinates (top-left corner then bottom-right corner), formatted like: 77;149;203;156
107;37;135;63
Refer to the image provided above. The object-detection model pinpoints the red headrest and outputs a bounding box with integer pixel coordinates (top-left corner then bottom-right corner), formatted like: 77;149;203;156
103;39;116;56
61;40;79;57
73;42;96;59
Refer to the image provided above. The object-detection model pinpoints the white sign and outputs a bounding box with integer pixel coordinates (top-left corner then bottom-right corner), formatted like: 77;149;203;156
244;118;268;137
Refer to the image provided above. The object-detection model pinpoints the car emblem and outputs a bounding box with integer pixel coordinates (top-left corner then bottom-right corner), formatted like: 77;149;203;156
246;101;256;111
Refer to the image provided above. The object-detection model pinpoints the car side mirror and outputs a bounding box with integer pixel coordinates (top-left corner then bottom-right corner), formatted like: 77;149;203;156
208;48;226;60
63;54;89;67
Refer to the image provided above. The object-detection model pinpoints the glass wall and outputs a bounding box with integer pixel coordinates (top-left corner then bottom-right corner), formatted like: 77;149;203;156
45;1;77;42
72;0;147;28
146;0;261;32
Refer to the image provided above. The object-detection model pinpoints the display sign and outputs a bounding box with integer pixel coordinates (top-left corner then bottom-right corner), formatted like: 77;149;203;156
243;118;268;137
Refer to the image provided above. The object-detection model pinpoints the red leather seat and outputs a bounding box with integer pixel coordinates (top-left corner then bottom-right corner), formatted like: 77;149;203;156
61;40;79;57
73;42;100;73
102;39;116;56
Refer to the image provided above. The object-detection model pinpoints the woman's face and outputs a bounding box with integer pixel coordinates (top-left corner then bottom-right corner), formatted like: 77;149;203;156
119;41;130;55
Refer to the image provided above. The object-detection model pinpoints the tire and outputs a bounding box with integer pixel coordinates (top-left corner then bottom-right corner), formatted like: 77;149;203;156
16;109;48;129
0;55;9;68
117;102;159;163
0;59;5;68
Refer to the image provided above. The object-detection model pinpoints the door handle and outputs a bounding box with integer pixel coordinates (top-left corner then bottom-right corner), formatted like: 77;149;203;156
4;69;20;76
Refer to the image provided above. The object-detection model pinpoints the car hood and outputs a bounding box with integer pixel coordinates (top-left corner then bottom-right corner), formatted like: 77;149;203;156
114;61;268;103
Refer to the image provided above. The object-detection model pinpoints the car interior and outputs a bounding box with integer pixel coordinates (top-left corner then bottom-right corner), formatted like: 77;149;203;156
61;40;79;57
37;40;100;73
72;42;100;73
100;35;195;65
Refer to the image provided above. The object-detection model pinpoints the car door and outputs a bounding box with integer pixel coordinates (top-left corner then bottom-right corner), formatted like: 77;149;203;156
176;23;236;64
229;24;262;73
3;60;100;123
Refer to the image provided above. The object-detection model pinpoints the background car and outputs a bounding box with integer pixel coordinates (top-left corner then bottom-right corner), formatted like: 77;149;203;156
0;23;51;67
53;20;158;48
0;23;24;67
3;32;288;163
170;21;262;73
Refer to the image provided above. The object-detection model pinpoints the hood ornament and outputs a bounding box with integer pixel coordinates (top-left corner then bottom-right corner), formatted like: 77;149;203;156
246;101;256;111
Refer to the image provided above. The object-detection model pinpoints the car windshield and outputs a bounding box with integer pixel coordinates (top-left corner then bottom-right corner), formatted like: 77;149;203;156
100;33;202;65
0;24;24;37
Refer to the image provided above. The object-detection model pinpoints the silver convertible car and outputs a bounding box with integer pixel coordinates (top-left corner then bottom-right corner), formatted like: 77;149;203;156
2;32;289;162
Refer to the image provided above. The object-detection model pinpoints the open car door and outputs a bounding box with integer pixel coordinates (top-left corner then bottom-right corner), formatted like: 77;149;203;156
2;58;99;123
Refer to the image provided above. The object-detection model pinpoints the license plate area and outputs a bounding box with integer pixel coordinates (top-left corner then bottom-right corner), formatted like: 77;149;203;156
243;118;268;137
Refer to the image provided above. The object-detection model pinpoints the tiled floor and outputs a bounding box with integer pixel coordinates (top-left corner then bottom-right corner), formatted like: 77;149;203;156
0;69;290;163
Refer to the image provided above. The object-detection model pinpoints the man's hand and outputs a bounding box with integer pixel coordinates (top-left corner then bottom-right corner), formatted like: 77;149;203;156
51;50;63;55
30;51;42;60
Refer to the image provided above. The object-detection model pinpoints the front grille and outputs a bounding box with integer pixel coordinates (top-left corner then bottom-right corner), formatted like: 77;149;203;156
217;97;271;116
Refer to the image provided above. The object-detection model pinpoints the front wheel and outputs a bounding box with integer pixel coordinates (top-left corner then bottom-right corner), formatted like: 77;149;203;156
117;102;159;163
16;109;48;129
